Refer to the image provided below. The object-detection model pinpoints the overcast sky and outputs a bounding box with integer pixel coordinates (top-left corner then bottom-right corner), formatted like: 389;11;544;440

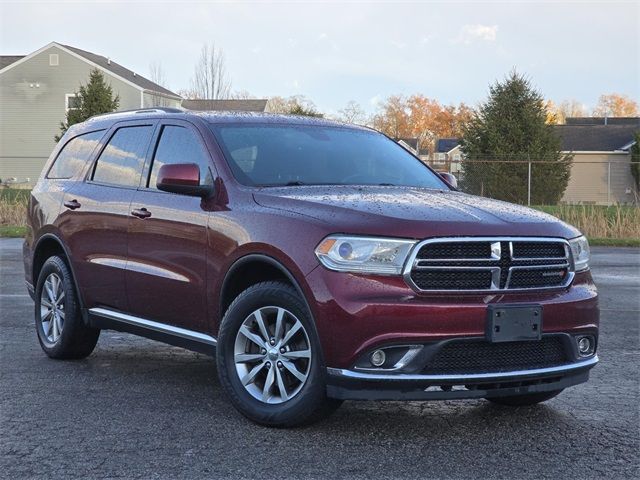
1;0;638;115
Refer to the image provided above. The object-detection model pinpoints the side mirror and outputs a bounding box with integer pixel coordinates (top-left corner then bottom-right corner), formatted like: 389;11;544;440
156;163;213;197
438;172;458;189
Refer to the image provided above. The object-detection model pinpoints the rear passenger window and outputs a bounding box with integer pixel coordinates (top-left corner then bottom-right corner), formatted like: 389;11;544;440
47;130;104;179
148;125;213;189
92;126;153;187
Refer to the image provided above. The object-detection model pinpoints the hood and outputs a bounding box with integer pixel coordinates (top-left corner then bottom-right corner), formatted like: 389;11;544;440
253;185;580;239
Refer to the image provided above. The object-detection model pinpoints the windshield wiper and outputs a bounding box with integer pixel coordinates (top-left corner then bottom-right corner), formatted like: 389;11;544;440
284;181;307;186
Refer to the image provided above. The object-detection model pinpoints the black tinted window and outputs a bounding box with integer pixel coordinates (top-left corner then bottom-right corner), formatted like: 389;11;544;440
211;125;447;189
148;125;212;189
92;126;153;187
47;130;104;179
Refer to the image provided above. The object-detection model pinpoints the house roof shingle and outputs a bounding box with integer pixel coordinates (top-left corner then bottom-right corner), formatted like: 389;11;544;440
554;123;639;151
565;117;640;126
182;99;268;112
60;44;180;98
435;138;460;153
0;55;25;70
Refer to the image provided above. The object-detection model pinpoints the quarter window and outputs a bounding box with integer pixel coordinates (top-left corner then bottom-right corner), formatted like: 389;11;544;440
47;130;105;179
92;126;153;187
148;125;212;190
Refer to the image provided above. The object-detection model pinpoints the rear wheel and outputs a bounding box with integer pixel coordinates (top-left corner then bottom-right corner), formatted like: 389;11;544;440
486;389;563;406
35;256;100;359
217;281;341;427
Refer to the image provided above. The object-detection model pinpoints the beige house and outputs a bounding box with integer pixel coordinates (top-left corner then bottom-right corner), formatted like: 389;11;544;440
0;42;182;184
555;118;638;205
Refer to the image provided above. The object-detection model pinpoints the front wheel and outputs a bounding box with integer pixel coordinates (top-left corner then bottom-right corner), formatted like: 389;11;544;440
486;389;563;406
217;281;341;427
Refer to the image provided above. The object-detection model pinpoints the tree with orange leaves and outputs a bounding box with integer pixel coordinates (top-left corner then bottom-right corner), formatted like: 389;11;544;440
372;94;472;153
593;93;639;117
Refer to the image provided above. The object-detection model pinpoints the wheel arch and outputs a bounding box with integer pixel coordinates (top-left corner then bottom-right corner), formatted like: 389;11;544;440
220;254;311;320
32;233;86;316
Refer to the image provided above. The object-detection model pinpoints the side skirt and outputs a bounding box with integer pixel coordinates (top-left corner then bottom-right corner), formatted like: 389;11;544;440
87;307;217;356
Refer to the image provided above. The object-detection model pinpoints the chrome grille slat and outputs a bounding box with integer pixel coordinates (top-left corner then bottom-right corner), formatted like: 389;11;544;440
403;237;574;293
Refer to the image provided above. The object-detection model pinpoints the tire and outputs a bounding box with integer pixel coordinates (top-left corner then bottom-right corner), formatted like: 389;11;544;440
486;389;563;406
217;281;341;427
34;255;100;359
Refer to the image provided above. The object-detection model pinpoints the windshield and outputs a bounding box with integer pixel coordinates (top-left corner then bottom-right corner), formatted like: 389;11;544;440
210;124;448;189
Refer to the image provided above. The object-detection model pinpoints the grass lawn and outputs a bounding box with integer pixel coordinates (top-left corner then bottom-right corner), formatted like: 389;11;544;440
0;225;28;238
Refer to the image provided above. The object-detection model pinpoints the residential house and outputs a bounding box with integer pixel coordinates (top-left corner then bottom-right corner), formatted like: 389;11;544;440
431;138;463;173
182;99;268;112
555;117;638;204
0;42;182;183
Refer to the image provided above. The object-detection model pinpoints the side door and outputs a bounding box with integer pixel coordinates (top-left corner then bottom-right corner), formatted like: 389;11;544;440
59;122;156;311
125;120;213;332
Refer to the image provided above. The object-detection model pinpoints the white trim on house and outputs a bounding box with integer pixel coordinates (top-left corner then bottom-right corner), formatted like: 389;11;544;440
618;141;637;151
0;42;181;100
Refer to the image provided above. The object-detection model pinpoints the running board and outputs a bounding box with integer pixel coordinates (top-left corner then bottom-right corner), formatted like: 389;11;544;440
88;307;217;356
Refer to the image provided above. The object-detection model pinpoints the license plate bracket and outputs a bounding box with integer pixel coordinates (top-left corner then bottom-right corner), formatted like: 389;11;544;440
486;305;542;342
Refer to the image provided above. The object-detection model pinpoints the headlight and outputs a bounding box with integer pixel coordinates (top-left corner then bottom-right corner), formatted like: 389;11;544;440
569;235;590;272
315;235;416;275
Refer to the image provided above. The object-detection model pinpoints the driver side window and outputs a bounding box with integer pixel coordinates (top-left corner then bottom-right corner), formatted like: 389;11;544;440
148;125;213;190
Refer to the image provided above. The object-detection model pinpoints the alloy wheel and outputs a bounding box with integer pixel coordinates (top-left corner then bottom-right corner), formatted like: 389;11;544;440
40;273;65;343
233;306;312;404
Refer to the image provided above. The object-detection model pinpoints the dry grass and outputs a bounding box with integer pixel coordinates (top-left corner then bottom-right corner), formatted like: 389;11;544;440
0;192;27;227
536;205;640;240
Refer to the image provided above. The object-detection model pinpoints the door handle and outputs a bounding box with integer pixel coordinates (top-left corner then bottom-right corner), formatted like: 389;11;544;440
63;199;81;210
131;207;152;219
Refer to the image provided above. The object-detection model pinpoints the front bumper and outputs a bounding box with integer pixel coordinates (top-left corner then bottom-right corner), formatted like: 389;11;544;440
327;355;598;400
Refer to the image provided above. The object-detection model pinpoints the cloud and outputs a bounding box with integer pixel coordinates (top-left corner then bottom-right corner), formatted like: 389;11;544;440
455;24;498;44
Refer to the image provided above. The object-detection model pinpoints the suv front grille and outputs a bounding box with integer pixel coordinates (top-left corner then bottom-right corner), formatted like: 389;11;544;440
421;337;569;374
406;237;573;292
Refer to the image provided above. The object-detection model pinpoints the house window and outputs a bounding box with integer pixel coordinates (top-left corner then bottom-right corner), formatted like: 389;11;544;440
49;54;59;66
65;94;80;112
437;153;446;161
453;153;461;161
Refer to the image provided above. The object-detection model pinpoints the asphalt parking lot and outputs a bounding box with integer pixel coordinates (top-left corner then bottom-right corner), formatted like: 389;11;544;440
0;238;638;479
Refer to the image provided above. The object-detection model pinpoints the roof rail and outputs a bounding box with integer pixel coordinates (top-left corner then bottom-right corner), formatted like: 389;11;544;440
87;107;184;121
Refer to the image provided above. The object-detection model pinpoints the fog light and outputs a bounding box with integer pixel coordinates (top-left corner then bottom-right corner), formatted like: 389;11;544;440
370;349;386;367
577;336;593;356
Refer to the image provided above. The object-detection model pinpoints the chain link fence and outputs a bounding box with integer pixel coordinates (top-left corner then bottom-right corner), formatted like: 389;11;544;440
428;158;639;206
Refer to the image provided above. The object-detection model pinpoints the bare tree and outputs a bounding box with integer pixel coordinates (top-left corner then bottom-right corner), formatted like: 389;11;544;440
231;89;255;100
149;61;167;88
189;43;232;99
337;100;366;124
147;61;171;107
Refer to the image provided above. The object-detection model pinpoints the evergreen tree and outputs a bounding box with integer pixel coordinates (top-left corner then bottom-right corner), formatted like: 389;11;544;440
630;131;640;193
460;71;571;205
55;69;120;142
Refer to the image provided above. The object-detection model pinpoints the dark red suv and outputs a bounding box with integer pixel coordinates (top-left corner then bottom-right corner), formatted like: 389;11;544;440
24;108;599;426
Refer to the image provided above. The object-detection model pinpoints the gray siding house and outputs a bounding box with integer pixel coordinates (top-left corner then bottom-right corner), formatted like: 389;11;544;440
0;42;182;183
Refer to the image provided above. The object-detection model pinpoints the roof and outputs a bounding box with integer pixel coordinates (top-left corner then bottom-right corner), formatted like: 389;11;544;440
82;109;372;132
182;99;268;112
0;42;180;98
554;124;639;151
435;138;460;153
60;44;180;98
565;117;640;126
0;56;24;69
395;137;419;151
